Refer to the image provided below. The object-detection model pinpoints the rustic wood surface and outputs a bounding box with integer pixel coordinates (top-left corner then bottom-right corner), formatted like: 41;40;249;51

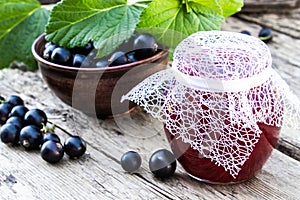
1;6;300;200
242;0;299;13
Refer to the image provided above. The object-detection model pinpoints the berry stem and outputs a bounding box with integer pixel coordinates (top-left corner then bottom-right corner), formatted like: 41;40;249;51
40;122;56;134
47;120;74;137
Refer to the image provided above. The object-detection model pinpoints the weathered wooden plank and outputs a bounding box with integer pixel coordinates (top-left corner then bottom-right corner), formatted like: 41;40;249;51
237;8;300;39
241;0;298;13
276;137;300;161
0;68;300;200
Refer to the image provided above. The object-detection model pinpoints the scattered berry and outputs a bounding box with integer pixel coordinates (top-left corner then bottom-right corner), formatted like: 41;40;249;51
41;141;64;163
240;30;251;35
149;149;177;178
259;28;273;43
64;136;86;159
121;151;142;173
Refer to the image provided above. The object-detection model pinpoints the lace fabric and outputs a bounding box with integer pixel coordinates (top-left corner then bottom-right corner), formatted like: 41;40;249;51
121;31;300;178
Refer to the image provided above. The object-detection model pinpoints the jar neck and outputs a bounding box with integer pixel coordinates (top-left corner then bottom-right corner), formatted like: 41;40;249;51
172;65;273;92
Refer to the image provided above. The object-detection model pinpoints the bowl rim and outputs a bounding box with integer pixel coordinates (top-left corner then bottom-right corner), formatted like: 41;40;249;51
32;33;169;72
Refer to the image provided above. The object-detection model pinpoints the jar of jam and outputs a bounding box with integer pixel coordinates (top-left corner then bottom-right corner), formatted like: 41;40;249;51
122;31;298;184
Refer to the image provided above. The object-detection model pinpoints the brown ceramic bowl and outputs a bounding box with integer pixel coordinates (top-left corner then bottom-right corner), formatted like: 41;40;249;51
32;34;169;118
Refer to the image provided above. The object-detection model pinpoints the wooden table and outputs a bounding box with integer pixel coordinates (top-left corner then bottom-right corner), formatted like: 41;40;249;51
1;7;300;200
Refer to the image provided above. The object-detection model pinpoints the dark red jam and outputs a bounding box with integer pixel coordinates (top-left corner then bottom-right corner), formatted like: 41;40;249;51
165;123;280;183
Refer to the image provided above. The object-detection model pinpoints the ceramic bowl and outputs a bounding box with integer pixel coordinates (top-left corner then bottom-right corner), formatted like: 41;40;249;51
32;34;169;118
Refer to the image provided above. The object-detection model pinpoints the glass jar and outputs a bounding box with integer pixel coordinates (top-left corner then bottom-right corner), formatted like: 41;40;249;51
162;31;283;183
121;31;294;184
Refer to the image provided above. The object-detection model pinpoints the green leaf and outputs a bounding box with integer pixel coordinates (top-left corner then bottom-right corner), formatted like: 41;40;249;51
137;0;224;49
188;0;222;15
218;0;244;17
0;0;49;70
45;0;145;58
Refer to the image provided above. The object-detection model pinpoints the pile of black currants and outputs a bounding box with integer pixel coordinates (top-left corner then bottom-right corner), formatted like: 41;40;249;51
43;33;160;68
121;149;177;179
0;95;86;164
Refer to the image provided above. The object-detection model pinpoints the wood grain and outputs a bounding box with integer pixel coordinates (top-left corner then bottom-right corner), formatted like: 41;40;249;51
1;8;300;200
241;0;298;13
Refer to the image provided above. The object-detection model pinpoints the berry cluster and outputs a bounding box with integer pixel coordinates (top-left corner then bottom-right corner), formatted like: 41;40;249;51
43;33;160;68
0;95;86;164
240;27;273;43
120;149;177;179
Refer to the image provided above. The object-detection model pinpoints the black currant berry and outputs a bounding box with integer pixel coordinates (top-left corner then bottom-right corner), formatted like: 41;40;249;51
41;141;64;163
6;95;24;107
72;54;86;67
19;125;43;150
45;41;53;48
149;149;177;178
133;33;158;60
95;60;109;68
81;50;98;67
42;132;61;144
240;30;251;35
83;41;94;54
64;136;86;159
71;41;94;55
0;123;20;145
259;28;273;43
6;116;24;129
43;43;57;60
109;51;128;66
0;96;5;102
117;35;136;52
126;51;138;63
0;102;13;124
120;151;142;173
9;105;29;118
51;47;72;65
24;109;47;128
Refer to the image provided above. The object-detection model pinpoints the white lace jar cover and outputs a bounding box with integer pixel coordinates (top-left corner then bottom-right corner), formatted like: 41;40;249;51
121;31;300;178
